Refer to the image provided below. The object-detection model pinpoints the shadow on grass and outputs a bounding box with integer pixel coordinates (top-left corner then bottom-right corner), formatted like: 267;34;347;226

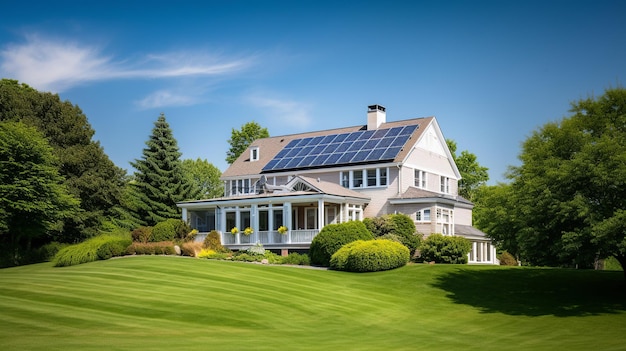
431;267;626;317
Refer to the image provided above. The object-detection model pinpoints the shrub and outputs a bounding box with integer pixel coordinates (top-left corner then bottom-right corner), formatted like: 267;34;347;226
126;242;176;255
419;234;471;264
498;251;518;266
181;241;203;257
53;235;132;267
37;242;70;262
282;252;310;266
96;240;128;260
197;248;217;259
330;239;410;272
364;214;422;254
309;221;374;266
203;230;226;252
131;226;153;243
151;219;178;242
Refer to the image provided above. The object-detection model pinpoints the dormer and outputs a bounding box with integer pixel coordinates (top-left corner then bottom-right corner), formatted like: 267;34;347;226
250;146;260;162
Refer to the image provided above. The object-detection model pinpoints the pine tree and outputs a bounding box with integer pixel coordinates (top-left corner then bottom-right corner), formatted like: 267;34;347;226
130;113;198;226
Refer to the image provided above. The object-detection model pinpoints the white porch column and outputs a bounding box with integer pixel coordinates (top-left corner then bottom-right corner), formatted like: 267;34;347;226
472;242;477;262
283;202;292;243
219;207;226;245
181;207;188;224
318;199;324;230
251;204;258;233
235;207;241;244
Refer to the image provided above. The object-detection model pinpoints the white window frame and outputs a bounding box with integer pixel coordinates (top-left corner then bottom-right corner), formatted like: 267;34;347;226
416;208;431;222
415;169;427;189
250;147;260;161
440;176;450;194
340;167;389;189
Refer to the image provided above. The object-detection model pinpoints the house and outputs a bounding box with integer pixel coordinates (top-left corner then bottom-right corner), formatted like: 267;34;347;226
177;105;497;264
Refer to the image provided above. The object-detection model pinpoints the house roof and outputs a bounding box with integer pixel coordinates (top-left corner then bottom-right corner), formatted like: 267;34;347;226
222;117;434;178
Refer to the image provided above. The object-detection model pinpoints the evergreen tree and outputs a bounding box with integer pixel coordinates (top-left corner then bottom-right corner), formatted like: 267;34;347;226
130;113;197;226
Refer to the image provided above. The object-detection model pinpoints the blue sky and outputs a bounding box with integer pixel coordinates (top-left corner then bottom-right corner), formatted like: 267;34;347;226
1;0;625;183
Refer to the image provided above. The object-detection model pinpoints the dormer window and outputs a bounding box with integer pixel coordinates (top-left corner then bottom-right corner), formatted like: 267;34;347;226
250;147;260;162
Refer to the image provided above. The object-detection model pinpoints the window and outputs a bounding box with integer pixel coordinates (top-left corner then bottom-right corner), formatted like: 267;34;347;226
417;209;431;222
414;169;426;189
440;176;450;193
341;167;389;189
229;178;256;196
367;169;377;187
380;168;387;186
250;147;259;161
353;170;363;188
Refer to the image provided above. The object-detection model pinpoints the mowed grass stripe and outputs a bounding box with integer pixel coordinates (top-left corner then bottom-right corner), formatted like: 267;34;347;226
1;256;625;351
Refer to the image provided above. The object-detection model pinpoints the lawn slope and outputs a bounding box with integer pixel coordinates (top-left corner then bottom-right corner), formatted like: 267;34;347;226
0;256;624;351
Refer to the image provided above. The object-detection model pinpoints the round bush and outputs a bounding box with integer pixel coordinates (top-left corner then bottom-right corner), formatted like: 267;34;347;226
151;219;183;242
330;239;410;272
498;251;518;266
419;234;471;264
309;221;374;266
203;230;226;252
131;226;153;243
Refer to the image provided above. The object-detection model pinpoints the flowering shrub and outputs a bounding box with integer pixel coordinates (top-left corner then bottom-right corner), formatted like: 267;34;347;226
230;227;239;235
278;226;288;234
197;248;217;259
243;227;254;236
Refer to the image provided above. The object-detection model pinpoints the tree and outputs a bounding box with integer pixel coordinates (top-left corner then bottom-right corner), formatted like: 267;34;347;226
486;88;626;273
0;121;80;265
225;121;269;164
181;158;223;199
446;139;489;201
0;79;127;241
130;113;197;226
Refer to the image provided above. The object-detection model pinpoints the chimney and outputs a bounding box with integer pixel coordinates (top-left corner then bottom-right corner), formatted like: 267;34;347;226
367;104;386;130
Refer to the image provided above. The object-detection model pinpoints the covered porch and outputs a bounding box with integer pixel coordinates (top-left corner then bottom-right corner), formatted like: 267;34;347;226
177;176;370;252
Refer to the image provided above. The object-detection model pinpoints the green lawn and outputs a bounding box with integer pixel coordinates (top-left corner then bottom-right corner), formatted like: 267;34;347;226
0;256;624;350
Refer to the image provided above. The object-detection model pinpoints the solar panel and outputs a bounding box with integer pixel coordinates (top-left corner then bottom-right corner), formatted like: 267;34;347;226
261;124;419;172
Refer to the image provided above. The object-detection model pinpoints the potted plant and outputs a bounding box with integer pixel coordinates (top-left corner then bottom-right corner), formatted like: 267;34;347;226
230;227;239;235
243;227;254;236
277;225;288;235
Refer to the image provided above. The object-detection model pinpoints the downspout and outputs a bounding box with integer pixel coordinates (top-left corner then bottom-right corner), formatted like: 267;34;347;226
396;164;402;196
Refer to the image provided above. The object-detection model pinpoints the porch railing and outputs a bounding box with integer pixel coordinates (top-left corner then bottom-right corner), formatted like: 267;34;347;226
196;229;320;246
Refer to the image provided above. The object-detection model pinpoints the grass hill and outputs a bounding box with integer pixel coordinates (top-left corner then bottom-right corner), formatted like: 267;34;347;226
0;256;624;350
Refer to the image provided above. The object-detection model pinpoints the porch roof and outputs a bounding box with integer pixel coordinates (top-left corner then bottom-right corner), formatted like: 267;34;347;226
455;224;490;241
389;187;473;208
177;176;370;209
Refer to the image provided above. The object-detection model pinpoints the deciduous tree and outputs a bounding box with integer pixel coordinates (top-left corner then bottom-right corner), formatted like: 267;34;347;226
181;158;223;199
226;121;269;164
0;122;80;265
446;139;489;201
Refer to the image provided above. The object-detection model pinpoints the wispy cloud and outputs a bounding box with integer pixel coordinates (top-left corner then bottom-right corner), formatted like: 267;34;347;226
246;94;312;129
135;90;200;109
0;34;253;93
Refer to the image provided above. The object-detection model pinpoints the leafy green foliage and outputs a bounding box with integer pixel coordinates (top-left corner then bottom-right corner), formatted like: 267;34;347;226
225;121;269;164
0;79;128;241
53;234;132;267
476;88;626;272
363;214;422;254
447;139;489;201
181;158;223;199
419;234;471;264
309;221;373;266
330;239;410;272
281;252;310;265
129;114;198;226
151;218;189;242
0;121;80;266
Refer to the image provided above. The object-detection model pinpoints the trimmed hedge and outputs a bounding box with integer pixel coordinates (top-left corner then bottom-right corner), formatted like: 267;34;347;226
363;213;422;254
126;242;176;255
309;221;374;266
53;234;132;267
330;239;410;272
419;234;471;264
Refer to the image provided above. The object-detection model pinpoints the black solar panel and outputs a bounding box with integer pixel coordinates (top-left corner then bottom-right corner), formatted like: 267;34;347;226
261;124;418;172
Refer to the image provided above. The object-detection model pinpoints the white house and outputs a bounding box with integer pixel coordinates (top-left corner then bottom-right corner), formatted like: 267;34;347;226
177;105;497;264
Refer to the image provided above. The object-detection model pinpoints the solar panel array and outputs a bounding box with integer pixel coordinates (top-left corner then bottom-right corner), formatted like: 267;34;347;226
262;124;418;172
